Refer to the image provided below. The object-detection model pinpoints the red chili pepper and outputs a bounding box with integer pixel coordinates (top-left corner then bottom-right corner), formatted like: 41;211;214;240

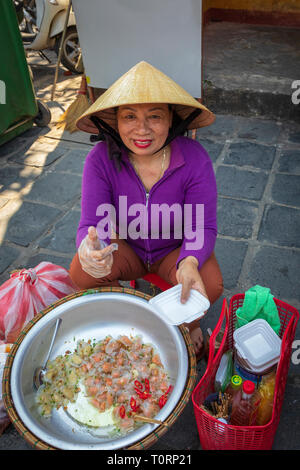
135;388;151;400
158;384;173;409
119;405;126;419
130;397;136;409
144;378;150;393
130;396;140;412
134;387;144;396
134;380;143;390
158;394;168;409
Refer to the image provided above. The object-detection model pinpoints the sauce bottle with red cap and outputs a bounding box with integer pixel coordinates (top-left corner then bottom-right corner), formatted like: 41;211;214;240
230;380;261;426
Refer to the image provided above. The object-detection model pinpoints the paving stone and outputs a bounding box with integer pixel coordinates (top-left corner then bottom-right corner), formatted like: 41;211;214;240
73;197;81;211
258;204;300;248
277;149;300;174
272;375;300;448
196;138;224;162
217;197;259;239
288;131;300;143
8;145;66;167
25;171;82;206
39;210;81;254
53;148;88;174
0;425;32;450
271;174;300;207
215;237;248;290
0;126;43;158
24;253;73;271
150;398;200;450
0;165;38;194
4;201;62;247
216;165;268;200
249;245;300;303
236;117;281;144
196;114;239;139
224;141;276;170
0;244;20;273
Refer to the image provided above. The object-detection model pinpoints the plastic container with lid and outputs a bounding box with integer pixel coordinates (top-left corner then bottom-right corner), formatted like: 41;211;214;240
233;319;281;375
149;284;210;325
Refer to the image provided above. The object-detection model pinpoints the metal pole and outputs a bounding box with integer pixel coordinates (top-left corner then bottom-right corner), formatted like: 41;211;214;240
51;0;72;101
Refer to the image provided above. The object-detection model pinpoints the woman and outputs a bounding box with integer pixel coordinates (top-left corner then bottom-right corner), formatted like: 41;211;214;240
70;61;223;358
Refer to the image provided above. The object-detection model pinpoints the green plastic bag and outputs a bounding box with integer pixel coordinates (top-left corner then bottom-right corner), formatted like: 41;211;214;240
236;285;281;335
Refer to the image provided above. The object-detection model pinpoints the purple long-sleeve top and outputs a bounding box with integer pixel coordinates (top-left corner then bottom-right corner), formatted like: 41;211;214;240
77;136;217;269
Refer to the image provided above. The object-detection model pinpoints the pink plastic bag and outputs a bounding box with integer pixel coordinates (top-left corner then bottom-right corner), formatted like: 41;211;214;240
0;262;76;343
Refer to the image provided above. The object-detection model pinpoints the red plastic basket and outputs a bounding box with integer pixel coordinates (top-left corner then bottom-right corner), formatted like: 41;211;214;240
192;294;299;450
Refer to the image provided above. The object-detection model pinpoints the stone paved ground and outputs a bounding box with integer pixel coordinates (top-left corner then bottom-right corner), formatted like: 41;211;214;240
0;31;300;450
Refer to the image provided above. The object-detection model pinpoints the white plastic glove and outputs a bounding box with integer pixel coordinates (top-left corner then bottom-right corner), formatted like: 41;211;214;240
78;226;118;278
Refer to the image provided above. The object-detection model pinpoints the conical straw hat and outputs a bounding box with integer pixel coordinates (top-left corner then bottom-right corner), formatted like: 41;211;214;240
76;61;215;133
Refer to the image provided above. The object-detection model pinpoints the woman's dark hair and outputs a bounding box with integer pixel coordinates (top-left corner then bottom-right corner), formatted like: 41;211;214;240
89;106;201;171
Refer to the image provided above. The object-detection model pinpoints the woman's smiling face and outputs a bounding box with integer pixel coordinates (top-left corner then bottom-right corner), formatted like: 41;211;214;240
116;103;172;156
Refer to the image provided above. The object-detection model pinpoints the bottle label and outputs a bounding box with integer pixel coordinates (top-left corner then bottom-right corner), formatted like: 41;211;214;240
235;362;262;385
232;375;242;386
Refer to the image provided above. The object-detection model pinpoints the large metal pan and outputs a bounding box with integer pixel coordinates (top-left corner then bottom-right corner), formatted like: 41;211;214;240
3;287;196;450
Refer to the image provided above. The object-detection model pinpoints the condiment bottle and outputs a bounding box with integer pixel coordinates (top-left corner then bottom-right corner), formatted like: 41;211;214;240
225;375;243;409
226;375;242;398
230;380;261;426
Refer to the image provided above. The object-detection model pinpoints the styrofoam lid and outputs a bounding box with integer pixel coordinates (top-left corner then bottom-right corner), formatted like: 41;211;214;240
233;319;281;370
149;284;210;325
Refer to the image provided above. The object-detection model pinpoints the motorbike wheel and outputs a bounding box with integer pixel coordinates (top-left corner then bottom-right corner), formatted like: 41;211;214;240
34;100;51;127
54;26;83;75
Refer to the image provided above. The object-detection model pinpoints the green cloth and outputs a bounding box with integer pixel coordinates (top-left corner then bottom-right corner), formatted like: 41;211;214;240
236;285;281;334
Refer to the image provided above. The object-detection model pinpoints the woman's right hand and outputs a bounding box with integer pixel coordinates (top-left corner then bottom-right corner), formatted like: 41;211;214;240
78;226;118;278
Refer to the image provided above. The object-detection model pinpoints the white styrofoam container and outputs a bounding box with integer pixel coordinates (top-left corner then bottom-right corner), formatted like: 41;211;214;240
233;319;281;374
149;284;210;325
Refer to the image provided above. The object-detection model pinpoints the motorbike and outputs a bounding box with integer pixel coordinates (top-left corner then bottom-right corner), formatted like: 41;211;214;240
22;0;82;74
17;0;38;35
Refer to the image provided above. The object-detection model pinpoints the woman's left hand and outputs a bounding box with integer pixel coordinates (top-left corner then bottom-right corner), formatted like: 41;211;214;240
176;256;208;303
176;256;208;358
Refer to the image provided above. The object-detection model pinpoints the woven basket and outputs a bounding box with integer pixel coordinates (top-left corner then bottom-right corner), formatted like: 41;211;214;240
2;286;197;450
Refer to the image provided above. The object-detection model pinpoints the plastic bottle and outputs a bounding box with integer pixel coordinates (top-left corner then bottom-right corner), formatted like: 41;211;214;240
226;375;243;398
230;380;261;426
225;375;243;409
214;350;233;392
256;371;276;426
